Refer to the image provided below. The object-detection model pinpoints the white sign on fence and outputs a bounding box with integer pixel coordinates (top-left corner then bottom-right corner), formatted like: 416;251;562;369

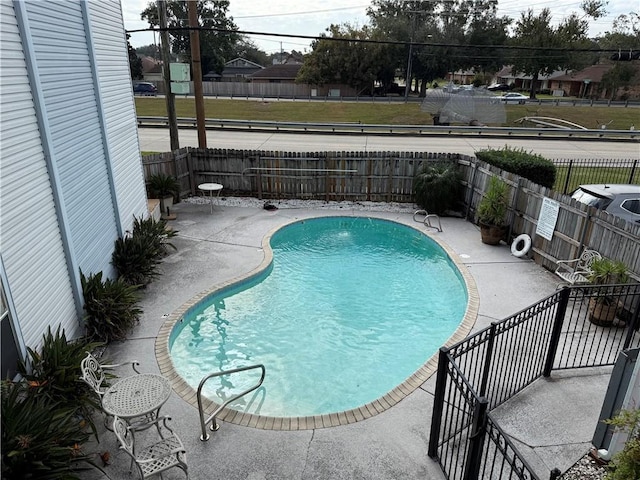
536;197;560;241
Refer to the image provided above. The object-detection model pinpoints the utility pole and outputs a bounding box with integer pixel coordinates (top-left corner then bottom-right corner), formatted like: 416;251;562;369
404;7;433;101
404;12;418;101
188;0;206;148
158;0;179;151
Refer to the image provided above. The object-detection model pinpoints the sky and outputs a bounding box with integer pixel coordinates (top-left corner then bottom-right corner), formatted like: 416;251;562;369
122;0;633;54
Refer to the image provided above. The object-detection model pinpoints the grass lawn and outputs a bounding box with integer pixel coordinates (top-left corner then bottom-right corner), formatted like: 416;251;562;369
555;166;639;193
135;97;640;130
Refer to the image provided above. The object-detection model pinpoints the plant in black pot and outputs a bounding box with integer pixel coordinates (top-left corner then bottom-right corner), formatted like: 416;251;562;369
476;176;509;245
148;173;179;218
587;257;629;326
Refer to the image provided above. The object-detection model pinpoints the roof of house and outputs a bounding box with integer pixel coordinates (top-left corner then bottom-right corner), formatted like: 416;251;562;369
250;63;302;80
140;55;162;74
497;66;567;81
553;64;614;83
203;58;264;80
225;57;264;69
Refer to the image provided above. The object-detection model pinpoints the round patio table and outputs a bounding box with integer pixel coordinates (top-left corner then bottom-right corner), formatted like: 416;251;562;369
198;183;223;213
102;374;172;422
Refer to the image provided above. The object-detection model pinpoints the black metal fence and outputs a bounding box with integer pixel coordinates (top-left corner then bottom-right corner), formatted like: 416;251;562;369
428;283;640;480
554;158;639;194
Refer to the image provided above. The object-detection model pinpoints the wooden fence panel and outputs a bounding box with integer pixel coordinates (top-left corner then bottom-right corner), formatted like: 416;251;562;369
142;148;640;279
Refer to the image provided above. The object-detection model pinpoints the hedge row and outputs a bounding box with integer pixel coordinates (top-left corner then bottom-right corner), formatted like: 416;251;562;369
475;147;556;188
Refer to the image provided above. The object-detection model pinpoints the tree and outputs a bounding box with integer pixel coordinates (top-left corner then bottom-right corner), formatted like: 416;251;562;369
136;43;161;58
127;34;143;80
231;38;269;67
140;0;239;77
367;0;510;96
612;12;640;38
510;2;607;99
297;24;392;94
601;64;636;100
597;12;640;61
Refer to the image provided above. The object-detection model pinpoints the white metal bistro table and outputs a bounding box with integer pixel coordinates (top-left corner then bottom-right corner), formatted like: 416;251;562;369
101;373;171;424
198;182;223;213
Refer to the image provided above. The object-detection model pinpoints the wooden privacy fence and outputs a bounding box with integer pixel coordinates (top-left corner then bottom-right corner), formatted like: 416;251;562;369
460;159;640;280
142;148;463;203
142;148;640;278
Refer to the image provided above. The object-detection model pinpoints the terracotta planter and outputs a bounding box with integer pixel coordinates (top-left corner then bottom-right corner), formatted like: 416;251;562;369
588;297;619;326
479;223;507;245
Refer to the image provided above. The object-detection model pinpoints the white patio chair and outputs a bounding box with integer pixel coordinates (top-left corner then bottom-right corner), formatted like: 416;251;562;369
555;249;602;286
80;351;141;427
113;415;189;479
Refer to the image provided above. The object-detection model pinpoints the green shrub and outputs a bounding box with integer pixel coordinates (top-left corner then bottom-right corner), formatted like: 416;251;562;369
132;215;177;257
111;235;159;286
476;146;556;188
605;409;640;480
111;216;177;286
413;161;463;215
1;381;97;479
81;271;142;343
17;326;103;436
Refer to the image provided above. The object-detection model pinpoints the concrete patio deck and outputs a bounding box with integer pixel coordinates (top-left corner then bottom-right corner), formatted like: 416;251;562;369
82;200;612;479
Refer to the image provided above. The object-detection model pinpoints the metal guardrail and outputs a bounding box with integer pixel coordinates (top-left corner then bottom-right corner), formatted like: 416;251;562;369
137;116;639;140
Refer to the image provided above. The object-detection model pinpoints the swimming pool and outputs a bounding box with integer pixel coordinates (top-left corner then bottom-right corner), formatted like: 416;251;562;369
166;216;474;423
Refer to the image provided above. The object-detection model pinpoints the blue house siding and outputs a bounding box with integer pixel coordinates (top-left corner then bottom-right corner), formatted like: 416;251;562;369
0;0;78;349
23;0;119;279
0;0;148;356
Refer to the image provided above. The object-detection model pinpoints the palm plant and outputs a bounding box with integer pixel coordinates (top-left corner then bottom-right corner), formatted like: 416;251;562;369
413;161;462;215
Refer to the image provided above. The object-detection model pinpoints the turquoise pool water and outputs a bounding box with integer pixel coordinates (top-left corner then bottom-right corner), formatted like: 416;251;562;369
170;217;467;417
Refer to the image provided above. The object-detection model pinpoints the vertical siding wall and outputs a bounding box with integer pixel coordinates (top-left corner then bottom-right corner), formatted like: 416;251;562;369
24;0;119;278
0;0;77;348
0;0;147;349
87;0;147;233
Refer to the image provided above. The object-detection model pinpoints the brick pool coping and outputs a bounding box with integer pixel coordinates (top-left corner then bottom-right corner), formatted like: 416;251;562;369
155;213;479;431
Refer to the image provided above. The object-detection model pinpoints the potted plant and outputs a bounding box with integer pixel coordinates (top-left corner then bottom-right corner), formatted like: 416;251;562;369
476;176;509;245
148;173;179;218
587;257;629;326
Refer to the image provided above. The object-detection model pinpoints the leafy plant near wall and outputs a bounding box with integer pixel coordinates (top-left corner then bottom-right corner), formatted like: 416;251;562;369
81;271;142;343
1;380;98;479
604;408;640;480
413;161;463;215
476;146;556;189
132;215;178;257
17;326;103;436
111;216;177;286
147;172;179;200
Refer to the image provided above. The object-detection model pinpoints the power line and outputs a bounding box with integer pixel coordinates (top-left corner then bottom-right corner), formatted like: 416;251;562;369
125;25;639;53
232;5;369;20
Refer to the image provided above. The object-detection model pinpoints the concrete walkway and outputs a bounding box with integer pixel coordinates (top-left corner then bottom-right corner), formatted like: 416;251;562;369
82;200;610;479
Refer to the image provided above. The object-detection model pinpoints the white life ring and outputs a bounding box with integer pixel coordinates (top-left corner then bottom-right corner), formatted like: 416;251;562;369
511;234;531;258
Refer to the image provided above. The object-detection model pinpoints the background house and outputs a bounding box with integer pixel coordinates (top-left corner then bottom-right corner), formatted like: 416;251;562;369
140;55;163;83
204;57;264;82
250;63;303;84
0;0;148;377
550;64;613;98
494;66;566;92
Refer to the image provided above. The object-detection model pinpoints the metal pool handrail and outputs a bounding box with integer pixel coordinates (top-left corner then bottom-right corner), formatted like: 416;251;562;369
197;364;266;441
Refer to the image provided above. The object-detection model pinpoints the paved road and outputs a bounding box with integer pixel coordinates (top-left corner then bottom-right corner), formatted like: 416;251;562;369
138;128;640;160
